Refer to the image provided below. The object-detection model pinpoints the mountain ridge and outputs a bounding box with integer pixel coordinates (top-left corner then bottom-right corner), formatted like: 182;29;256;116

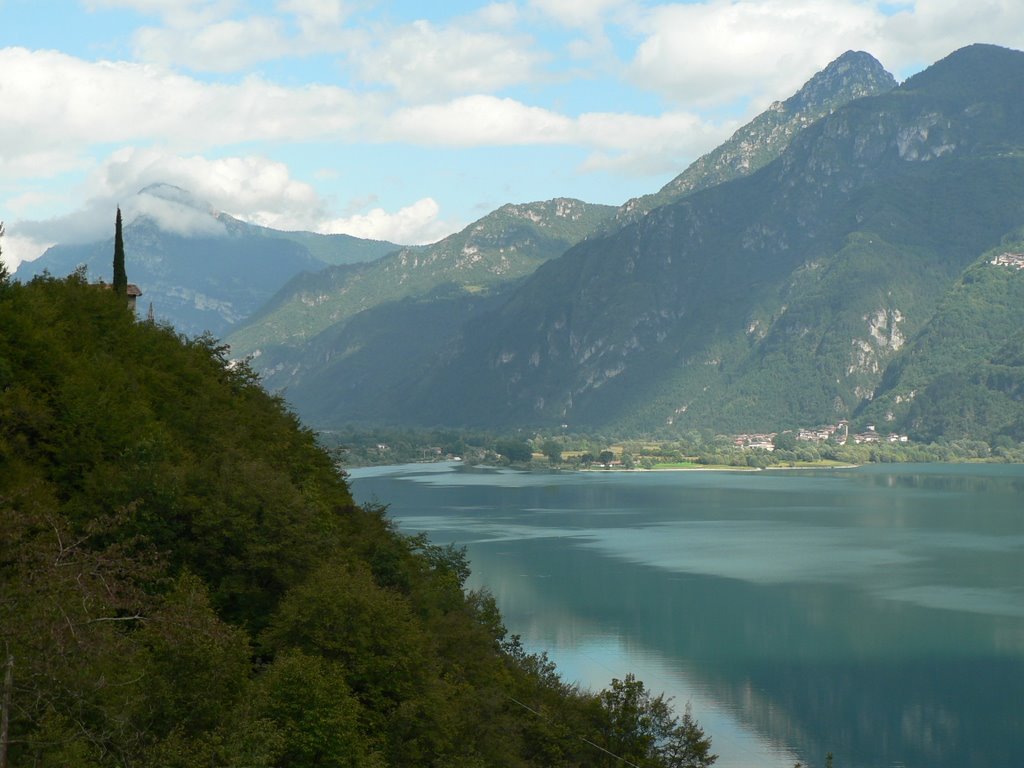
245;49;910;428
286;43;1024;437
227;197;617;364
615;49;897;224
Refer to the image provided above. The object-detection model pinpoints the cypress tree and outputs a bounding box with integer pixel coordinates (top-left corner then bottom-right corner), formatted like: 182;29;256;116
112;207;127;295
0;222;8;284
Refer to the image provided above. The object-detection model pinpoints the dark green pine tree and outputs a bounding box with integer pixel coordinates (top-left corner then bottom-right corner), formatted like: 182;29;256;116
112;207;127;295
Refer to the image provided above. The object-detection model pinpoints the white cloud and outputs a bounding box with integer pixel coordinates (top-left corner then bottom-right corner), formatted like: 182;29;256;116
471;3;522;28
85;0;238;30
630;0;884;108
126;191;228;237
576;110;730;175
578;110;717;151
8;148;329;263
628;0;1024;109
89;148;328;230
529;0;632;30
875;0;1024;76
93;0;357;72
380;97;726;179
0;48;370;181
318;197;453;245
278;0;351;28
132;16;292;72
348;19;543;101
384;95;572;146
1;233;56;274
6;146;452;267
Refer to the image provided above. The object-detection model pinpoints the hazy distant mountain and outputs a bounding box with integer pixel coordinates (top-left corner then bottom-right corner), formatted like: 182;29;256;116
15;184;401;337
282;44;1024;437
227;198;617;363
615;50;897;224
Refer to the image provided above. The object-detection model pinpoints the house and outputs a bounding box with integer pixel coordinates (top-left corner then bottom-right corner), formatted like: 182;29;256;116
734;433;777;451
853;426;881;444
990;252;1024;269
94;281;143;313
125;284;142;313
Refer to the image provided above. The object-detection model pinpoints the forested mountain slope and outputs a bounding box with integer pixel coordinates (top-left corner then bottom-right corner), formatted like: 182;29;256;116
860;232;1024;442
258;52;899;430
227;198;616;366
0;270;714;767
361;44;1024;435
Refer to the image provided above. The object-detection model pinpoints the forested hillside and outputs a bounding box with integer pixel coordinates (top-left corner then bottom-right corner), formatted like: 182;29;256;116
337;44;1024;437
0;267;715;767
861;233;1024;442
228;198;616;369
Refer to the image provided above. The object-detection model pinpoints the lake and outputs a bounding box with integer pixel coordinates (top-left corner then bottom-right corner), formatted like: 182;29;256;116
348;462;1024;768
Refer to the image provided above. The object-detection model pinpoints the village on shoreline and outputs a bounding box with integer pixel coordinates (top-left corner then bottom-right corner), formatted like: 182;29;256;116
327;420;1022;471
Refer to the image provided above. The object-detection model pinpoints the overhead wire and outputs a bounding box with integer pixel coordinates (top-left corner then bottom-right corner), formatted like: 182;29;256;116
507;695;643;768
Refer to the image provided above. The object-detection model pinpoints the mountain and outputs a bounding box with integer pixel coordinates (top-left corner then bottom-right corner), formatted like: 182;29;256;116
256;285;518;427
227;197;617;365
291;44;1024;436
233;51;892;369
15;183;401;337
246;52;901;427
615;50;896;224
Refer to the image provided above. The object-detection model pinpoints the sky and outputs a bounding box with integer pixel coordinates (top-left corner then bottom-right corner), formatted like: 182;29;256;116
2;0;1024;271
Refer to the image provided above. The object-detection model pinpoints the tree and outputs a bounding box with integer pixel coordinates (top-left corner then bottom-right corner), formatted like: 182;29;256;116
0;222;8;284
540;439;562;464
495;438;533;463
662;703;717;768
773;431;798;451
113;207;127;294
596;675;717;768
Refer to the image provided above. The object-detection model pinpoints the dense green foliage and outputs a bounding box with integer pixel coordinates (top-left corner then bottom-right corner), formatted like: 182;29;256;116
0;274;715;767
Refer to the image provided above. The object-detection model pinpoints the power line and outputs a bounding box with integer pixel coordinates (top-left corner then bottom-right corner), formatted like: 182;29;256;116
509;696;643;768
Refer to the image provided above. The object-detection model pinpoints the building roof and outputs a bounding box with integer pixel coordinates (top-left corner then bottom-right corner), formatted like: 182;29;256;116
94;282;142;297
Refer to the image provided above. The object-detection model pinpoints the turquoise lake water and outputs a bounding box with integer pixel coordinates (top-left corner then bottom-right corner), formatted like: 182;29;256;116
348;462;1024;768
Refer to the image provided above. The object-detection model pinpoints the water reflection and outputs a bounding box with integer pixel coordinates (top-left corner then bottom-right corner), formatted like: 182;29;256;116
349;463;1024;768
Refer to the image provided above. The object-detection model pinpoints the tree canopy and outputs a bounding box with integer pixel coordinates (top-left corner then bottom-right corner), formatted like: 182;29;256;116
0;272;716;767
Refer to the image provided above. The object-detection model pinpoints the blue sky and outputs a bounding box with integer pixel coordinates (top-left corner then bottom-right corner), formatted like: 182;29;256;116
3;0;1024;269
